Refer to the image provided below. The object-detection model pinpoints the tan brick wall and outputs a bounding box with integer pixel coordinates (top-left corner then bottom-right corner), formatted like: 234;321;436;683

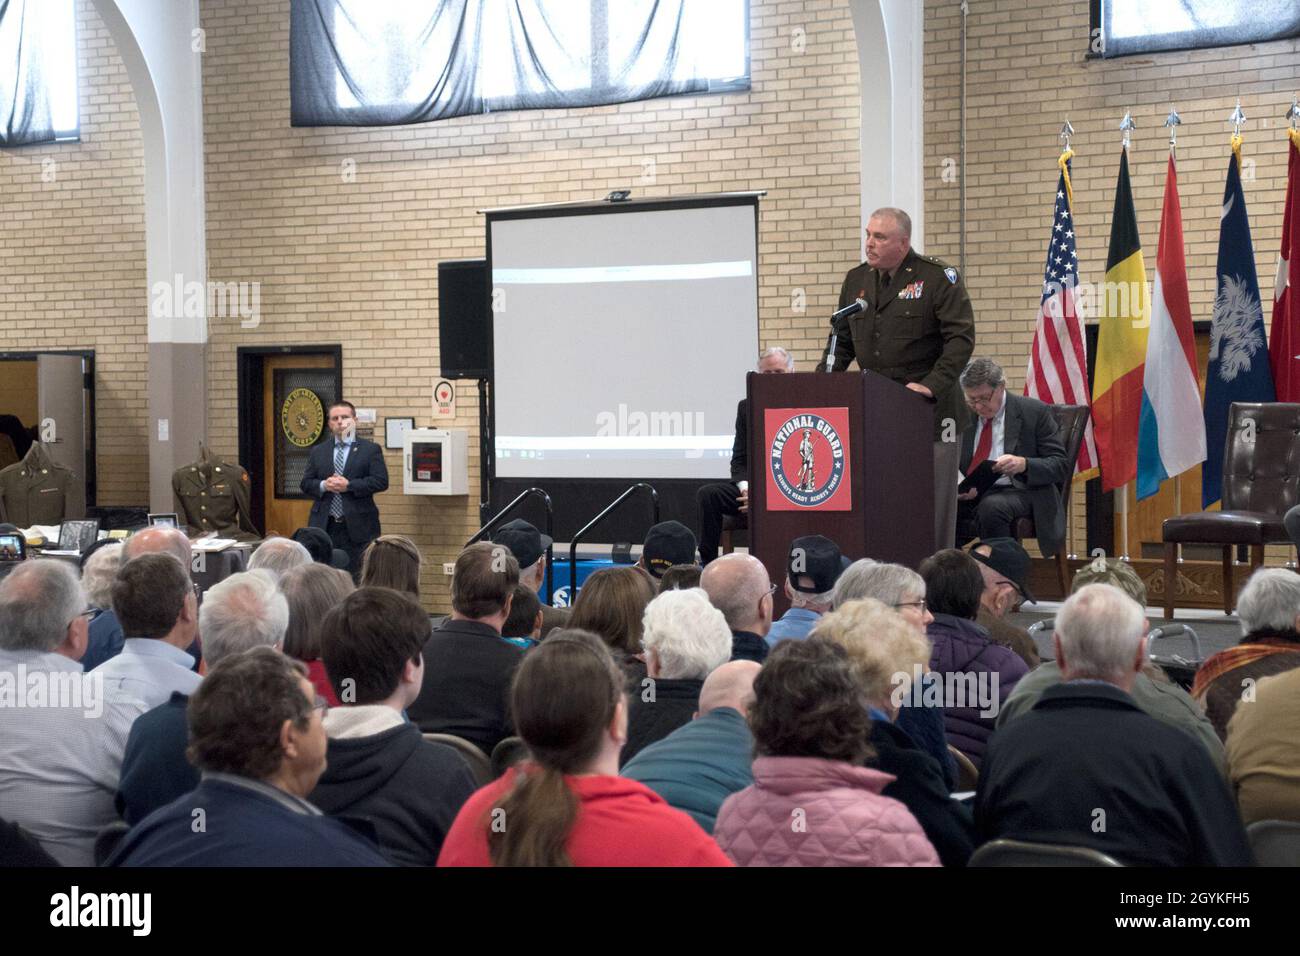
925;1;1300;564
0;1;147;507
199;0;863;609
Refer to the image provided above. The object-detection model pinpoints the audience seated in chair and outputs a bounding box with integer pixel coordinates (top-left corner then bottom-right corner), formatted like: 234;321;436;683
116;571;290;825
620;660;760;834
279;562;355;706
621;588;732;767
491;518;570;636
831;560;954;787
108;647;390;867
567;565;656;681
310;587;478;866
700;552;773;663
813;599;977;866
247;535;313;579
765;534;850;648
407;543;525;755
437;630;731;867
998;559;1225;773
657;563;702;593
359;534;423;601
714;638;940;867
1225;665;1300;826
968;537;1040;668
500;584;543;650
636;520;699;582
975;584;1253;866
1193;567;1300;741
0;561;148;865
918;549;1028;768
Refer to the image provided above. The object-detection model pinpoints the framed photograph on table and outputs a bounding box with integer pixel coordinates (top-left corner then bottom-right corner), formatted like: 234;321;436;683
385;417;416;450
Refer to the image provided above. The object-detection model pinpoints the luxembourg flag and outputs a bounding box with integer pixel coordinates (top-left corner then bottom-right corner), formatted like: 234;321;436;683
1137;154;1206;499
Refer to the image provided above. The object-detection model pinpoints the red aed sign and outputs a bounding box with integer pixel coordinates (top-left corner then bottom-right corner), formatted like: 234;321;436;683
764;406;852;511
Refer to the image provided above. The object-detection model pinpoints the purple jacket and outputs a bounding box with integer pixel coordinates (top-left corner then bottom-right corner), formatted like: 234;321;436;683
927;614;1028;768
714;756;940;867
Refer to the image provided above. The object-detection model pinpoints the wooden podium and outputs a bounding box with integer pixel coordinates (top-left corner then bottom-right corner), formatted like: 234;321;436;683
747;370;936;609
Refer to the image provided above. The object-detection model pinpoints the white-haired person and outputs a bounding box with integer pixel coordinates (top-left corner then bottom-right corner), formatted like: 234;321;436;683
811;599;976;866
115;570;290;825
976;584;1252;866
831;559;953;787
248;535;313;580
1193;566;1300;740
0;561;148;865
620;588;732;766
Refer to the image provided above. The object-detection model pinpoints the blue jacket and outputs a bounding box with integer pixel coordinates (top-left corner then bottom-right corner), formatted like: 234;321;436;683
765;607;821;647
116;692;198;825
108;775;391;867
620;707;754;834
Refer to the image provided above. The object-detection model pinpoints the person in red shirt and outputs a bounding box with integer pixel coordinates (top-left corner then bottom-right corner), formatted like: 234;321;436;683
437;629;732;867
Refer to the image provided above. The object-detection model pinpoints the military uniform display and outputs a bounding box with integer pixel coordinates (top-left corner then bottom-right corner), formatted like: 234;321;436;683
172;449;259;541
0;442;76;527
833;247;975;549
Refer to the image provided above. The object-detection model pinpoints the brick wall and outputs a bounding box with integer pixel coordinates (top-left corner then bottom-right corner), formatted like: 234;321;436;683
0;1;147;507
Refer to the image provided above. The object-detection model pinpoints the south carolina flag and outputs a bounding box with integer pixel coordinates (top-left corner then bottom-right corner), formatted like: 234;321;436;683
1137;154;1205;499
1269;129;1300;401
1092;147;1150;493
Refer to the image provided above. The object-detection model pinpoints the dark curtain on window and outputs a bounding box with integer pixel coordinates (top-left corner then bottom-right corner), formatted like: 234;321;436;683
291;0;745;128
0;0;57;146
1102;0;1300;57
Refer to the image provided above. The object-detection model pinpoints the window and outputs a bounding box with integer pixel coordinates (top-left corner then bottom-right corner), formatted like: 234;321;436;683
0;0;78;146
1095;0;1300;58
292;0;750;128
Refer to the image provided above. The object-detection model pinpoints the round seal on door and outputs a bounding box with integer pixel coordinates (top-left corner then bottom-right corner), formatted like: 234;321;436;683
281;388;325;448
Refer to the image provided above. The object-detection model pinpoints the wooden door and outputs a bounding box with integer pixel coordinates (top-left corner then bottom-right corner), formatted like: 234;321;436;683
261;354;336;538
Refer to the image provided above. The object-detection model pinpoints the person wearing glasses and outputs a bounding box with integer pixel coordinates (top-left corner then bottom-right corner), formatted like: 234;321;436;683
699;552;776;664
956;357;1070;557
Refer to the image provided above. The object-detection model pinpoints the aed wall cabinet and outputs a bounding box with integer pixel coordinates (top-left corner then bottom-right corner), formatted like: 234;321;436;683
403;428;469;496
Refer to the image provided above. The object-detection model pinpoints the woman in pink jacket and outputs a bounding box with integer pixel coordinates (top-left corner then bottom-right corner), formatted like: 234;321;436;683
714;638;940;867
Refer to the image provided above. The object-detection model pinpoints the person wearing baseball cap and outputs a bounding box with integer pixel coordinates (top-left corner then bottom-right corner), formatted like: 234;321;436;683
292;526;351;571
490;519;570;635
968;537;1039;669
636;521;698;580
766;535;851;648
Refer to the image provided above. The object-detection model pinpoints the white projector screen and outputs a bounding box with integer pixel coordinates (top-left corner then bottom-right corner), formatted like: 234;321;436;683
489;197;760;480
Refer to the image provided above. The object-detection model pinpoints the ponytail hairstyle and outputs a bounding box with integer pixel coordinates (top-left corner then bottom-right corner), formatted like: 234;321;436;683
487;629;624;866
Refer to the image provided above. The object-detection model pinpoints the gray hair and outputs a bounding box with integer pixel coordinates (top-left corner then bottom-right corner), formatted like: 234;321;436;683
787;575;836;611
959;357;1006;392
758;346;795;371
641;588;732;680
1236;567;1300;634
1054;583;1146;684
248;537;313;579
870;207;912;239
198;570;290;668
81;542;125;609
833;559;925;609
0;561;86;653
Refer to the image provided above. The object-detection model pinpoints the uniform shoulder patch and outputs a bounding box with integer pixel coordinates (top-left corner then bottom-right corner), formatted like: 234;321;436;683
944;267;959;284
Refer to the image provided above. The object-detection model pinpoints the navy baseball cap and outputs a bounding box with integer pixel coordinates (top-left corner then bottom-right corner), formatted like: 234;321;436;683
491;519;552;570
788;535;851;594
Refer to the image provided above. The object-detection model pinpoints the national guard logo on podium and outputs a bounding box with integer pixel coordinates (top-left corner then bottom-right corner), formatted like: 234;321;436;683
281;387;325;448
764;407;852;511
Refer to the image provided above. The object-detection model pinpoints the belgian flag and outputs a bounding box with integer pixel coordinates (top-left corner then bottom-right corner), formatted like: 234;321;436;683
1092;147;1150;493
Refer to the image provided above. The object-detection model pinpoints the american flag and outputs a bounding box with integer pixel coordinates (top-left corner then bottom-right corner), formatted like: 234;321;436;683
1025;158;1098;476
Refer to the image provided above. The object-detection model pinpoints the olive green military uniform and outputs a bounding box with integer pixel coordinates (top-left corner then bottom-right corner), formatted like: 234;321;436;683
0;442;76;527
172;455;259;541
833;248;975;548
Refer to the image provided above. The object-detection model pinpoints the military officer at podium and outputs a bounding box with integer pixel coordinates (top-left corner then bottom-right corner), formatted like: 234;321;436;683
830;207;975;549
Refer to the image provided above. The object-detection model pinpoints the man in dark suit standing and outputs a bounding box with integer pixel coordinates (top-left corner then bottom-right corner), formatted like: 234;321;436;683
956;358;1069;557
696;347;794;565
301;400;389;578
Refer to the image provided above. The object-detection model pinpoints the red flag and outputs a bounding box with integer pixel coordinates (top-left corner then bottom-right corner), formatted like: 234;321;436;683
1270;131;1300;400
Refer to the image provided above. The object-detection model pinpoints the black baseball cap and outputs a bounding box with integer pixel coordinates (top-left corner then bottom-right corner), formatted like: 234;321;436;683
292;527;351;570
642;521;698;578
788;535;851;594
491;519;552;570
969;537;1035;604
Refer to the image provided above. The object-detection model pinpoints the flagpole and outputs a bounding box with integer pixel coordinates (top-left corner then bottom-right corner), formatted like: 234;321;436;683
1118;110;1136;562
1167;107;1183;570
1060;120;1076;562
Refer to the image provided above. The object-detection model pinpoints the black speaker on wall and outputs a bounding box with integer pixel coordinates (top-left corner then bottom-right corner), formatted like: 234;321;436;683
438;259;491;379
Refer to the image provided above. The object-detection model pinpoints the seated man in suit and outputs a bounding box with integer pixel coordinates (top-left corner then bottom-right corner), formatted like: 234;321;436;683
955;357;1069;557
301;400;389;578
696;347;794;565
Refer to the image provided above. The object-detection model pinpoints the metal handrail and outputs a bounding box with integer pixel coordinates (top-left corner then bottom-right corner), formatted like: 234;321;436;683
568;483;660;600
1025;618;1203;665
467;487;554;602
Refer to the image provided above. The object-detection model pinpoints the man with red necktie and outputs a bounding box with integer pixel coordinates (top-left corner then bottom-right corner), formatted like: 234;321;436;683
956;358;1070;557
